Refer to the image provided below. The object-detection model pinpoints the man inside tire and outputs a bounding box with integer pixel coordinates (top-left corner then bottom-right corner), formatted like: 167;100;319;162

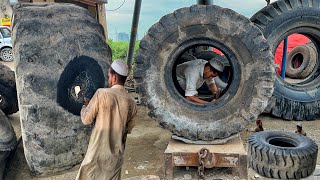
76;60;137;180
176;57;224;104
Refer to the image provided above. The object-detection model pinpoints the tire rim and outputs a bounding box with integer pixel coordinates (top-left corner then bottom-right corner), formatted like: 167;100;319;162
2;49;13;62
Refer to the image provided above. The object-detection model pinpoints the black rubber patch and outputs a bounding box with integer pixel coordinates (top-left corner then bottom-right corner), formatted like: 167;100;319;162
57;56;105;115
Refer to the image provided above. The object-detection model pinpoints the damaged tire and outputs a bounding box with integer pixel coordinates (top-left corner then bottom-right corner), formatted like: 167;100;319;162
13;4;111;175
0;63;18;115
134;5;275;141
251;0;320;120
248;131;318;179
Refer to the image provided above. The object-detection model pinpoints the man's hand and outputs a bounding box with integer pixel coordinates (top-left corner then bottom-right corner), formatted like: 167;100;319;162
83;97;90;106
186;96;209;104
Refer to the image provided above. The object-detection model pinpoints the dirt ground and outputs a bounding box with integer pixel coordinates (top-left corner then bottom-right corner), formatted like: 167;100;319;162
2;61;320;180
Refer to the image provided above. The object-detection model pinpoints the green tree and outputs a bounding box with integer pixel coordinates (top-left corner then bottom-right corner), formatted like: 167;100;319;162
108;39;140;62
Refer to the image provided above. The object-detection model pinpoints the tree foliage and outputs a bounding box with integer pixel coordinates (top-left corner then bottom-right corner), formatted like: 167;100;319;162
108;39;140;62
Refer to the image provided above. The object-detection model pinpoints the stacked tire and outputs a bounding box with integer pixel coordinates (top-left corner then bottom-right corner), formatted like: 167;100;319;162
12;4;111;175
285;44;317;79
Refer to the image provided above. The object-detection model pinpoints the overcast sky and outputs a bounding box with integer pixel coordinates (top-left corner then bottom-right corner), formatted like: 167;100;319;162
105;0;276;40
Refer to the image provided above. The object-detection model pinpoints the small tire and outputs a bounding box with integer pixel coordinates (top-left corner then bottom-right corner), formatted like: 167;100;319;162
0;48;13;62
248;131;318;179
285;45;310;78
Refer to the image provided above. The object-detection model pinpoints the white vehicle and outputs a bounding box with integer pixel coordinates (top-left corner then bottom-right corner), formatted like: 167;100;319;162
0;26;13;62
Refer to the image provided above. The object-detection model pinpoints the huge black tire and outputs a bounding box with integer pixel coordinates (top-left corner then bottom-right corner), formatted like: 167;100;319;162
251;0;320;120
134;5;275;141
248;131;318;179
13;4;111;175
0;64;18;115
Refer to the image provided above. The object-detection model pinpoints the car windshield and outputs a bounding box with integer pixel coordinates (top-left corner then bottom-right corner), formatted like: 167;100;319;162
0;27;11;38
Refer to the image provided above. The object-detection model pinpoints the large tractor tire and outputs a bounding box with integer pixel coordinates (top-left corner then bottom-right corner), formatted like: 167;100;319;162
134;5;275;141
0;64;18;115
248;131;318;179
251;0;320;120
12;4;111;175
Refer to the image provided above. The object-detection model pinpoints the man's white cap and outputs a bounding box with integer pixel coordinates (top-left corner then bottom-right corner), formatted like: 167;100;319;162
111;59;128;76
297;123;302;127
209;58;224;73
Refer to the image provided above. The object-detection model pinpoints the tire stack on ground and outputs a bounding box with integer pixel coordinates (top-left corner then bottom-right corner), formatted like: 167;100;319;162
251;0;320;120
285;44;317;79
134;5;275;141
12;4;111;175
248;131;318;179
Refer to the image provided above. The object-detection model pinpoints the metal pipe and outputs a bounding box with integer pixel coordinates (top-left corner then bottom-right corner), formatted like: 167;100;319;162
281;37;288;79
126;0;142;71
197;0;213;5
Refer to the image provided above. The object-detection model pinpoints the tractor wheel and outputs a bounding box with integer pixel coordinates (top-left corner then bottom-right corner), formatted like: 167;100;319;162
251;0;320;120
13;4;111;175
0;64;18;115
248;131;318;179
134;5;275;141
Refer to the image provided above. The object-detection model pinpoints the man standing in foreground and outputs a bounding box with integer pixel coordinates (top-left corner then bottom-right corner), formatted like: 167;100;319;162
76;60;137;180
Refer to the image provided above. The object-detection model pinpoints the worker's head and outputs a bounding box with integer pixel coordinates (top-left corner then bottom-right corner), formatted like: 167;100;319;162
203;57;224;79
256;119;262;127
297;123;302;131
108;60;128;87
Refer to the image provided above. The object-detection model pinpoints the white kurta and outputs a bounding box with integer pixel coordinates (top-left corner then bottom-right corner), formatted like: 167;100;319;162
76;85;137;180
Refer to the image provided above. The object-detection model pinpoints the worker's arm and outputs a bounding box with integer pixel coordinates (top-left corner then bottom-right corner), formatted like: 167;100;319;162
80;90;100;125
186;96;209;104
206;78;220;99
184;72;210;104
208;83;220;99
